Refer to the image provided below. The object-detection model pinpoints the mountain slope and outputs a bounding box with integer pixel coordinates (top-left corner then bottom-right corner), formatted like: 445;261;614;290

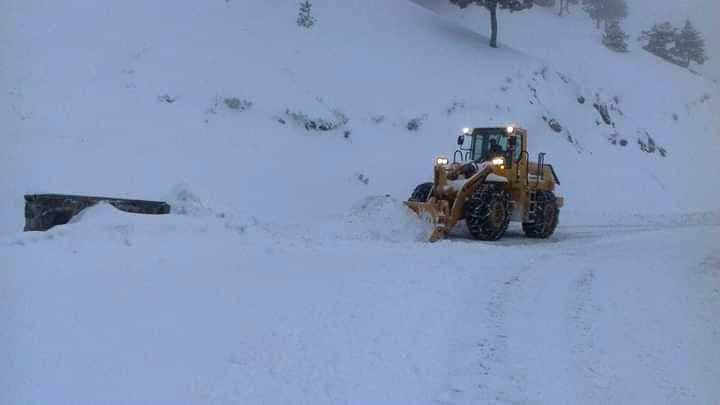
2;0;718;235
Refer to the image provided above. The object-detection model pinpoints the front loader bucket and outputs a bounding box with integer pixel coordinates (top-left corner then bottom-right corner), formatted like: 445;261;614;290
404;200;449;242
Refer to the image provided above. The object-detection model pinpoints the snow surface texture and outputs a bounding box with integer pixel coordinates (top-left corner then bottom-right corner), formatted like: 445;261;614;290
1;0;719;403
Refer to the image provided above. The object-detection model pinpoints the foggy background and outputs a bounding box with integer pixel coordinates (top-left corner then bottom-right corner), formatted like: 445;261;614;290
629;0;718;80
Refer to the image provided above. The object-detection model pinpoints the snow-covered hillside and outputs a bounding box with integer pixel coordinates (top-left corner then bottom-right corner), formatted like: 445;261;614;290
2;0;718;235
1;0;719;403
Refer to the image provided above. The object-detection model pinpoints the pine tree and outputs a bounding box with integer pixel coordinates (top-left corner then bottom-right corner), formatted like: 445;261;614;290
296;1;316;29
602;20;628;52
449;0;533;48
639;22;678;64
672;20;708;67
583;0;627;29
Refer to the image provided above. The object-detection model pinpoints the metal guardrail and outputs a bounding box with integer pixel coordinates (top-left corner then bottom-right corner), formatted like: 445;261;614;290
24;194;171;231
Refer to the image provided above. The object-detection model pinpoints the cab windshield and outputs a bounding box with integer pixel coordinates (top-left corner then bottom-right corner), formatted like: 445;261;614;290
470;129;520;162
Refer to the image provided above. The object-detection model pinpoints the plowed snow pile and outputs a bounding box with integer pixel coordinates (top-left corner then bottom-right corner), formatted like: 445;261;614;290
342;195;433;242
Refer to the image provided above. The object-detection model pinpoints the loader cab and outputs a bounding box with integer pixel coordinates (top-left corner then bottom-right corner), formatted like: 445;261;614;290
456;126;527;166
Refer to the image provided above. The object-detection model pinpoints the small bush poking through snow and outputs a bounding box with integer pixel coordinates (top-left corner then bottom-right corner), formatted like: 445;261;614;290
224;97;253;111
355;173;369;185
371;115;386;124
157;94;177;104
406;116;425;131
608;132;628;146
446;101;465;115
297;1;316;29
285;109;349;132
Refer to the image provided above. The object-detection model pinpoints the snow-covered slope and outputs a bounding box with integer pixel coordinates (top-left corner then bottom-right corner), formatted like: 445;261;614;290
1;0;719;403
2;0;719;235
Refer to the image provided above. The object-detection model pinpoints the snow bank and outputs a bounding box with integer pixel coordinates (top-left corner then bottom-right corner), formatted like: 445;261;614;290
341;195;434;242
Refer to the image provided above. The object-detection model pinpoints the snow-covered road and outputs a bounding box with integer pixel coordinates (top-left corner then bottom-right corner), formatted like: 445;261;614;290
2;200;718;404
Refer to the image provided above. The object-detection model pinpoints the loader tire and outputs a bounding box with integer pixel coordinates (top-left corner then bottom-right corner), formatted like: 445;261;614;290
464;184;511;241
522;191;559;239
409;182;433;202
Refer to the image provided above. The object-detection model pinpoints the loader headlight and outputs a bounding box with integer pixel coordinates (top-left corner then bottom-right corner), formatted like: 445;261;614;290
436;157;449;165
492;157;505;166
462;127;471;134
506;126;514;134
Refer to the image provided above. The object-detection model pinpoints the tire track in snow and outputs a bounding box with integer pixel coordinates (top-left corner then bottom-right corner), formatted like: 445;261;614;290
477;270;530;404
436;261;532;405
564;268;621;404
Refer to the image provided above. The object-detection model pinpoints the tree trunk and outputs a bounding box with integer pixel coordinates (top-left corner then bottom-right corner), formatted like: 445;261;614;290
489;4;498;48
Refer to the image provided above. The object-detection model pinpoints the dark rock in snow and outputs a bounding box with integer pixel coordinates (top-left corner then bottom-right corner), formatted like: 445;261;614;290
547;118;562;133
637;130;668;157
593;102;613;126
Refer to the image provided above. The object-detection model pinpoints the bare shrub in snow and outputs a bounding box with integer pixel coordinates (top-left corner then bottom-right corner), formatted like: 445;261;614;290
371;115;386;124
446;101;465;115
157;94;177;104
406;116;425;132
224;97;253;111
285;109;348;132
355;173;369;185
297;1;316;29
608;132;627;146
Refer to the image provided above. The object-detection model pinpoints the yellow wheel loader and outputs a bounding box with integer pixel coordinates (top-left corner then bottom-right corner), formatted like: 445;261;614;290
405;126;563;242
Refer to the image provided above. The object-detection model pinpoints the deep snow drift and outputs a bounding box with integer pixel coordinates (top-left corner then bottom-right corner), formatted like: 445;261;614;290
1;0;719;403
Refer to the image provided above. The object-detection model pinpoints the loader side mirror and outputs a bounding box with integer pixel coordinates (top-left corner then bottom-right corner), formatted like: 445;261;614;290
457;135;465;146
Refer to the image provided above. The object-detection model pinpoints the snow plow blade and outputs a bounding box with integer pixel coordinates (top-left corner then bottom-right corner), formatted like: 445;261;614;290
404;200;449;242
